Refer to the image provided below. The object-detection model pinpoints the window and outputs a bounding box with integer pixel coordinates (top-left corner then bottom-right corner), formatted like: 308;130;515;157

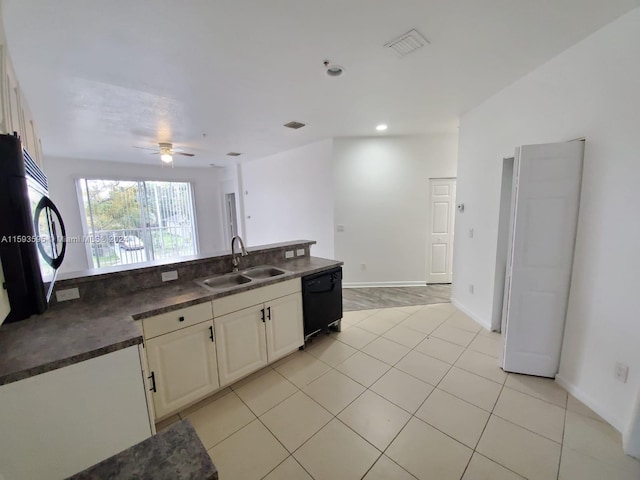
78;179;198;269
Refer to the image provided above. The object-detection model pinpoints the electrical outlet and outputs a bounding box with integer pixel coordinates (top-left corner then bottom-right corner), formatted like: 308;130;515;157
296;248;305;257
56;288;80;302
161;270;178;282
468;228;474;238
285;250;295;259
336;224;345;232
469;284;474;294
361;263;366;271
615;362;629;383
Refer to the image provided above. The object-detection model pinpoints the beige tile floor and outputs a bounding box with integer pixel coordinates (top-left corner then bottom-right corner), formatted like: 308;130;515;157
157;303;640;480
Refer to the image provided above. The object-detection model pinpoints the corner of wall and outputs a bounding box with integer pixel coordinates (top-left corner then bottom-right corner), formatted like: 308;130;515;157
623;389;640;459
555;374;625;433
450;297;492;331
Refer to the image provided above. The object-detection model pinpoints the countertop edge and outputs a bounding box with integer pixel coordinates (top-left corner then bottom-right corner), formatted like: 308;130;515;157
0;336;143;386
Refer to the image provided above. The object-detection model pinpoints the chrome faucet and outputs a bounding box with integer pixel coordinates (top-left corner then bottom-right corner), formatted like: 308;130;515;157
231;235;248;271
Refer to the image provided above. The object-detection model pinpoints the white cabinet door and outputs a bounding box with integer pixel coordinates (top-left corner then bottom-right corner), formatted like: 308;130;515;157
4;57;23;137
19;95;39;161
215;305;268;386
147;320;219;419
265;293;304;362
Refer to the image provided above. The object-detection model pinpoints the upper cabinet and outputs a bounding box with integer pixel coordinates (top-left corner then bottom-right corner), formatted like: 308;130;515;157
0;44;45;169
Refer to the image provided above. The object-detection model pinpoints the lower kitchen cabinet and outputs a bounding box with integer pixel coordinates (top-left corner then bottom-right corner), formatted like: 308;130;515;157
265;293;304;363
214;305;268;387
215;292;303;387
146;320;219;419
0;346;152;480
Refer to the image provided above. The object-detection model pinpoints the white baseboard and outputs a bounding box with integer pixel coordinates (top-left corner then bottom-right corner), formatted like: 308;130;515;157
343;281;427;288
450;297;492;331
555;374;624;433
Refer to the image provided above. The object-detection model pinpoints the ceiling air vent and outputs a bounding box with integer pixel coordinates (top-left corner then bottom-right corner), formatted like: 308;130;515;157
226;152;242;157
384;29;429;58
284;121;306;130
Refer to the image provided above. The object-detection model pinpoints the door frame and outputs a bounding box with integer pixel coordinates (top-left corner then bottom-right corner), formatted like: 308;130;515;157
492;157;516;332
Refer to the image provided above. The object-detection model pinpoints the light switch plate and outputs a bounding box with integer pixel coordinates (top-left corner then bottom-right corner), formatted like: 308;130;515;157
285;250;295;259
56;288;80;302
161;271;178;282
296;249;305;256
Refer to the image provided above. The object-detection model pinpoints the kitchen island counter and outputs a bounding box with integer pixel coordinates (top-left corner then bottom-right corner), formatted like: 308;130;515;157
0;253;341;385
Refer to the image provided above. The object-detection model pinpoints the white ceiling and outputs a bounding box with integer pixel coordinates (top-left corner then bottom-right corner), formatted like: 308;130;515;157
2;0;638;167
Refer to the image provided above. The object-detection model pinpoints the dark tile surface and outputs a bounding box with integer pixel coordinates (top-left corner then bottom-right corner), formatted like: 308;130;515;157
343;284;451;311
53;240;316;304
66;420;217;480
0;255;342;385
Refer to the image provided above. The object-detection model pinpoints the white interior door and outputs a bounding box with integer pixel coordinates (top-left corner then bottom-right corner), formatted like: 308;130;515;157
427;178;456;284
502;141;584;377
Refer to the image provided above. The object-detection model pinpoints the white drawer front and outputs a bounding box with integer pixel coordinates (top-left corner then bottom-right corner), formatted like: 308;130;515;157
142;302;213;339
212;278;301;317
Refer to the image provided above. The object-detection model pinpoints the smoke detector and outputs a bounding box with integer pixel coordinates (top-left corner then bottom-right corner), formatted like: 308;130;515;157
384;29;430;58
284;121;306;130
323;60;344;77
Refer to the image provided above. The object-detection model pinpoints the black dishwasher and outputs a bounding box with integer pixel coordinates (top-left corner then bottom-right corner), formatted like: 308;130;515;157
302;266;343;339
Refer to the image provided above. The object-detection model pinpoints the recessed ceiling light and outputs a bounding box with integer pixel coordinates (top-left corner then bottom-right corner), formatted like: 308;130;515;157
376;124;388;131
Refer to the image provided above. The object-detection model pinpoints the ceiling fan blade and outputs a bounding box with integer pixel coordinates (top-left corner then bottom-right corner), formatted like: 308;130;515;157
149;152;159;155
175;152;195;157
133;146;159;151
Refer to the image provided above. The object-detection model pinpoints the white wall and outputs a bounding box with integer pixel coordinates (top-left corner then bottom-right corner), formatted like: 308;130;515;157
452;8;640;434
333;134;458;286
240;139;334;259
46;156;227;273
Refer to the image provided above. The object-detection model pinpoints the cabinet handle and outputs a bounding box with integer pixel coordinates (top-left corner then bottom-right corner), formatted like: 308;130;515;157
209;325;215;342
148;372;157;393
261;308;265;323
267;306;271;320
178;316;185;322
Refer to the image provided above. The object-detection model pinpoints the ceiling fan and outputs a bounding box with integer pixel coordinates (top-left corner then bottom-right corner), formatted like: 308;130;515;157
134;142;195;164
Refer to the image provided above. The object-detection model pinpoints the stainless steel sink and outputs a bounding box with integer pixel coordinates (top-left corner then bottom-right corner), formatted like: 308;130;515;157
241;265;287;279
201;273;252;290
197;265;289;292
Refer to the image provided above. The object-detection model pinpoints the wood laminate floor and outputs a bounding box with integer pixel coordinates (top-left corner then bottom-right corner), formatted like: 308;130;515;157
343;284;451;311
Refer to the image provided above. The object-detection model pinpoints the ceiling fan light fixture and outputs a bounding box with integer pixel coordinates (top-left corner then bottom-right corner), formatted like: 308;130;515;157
160;153;173;163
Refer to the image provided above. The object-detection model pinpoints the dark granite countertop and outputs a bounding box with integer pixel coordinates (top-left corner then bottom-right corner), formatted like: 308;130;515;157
0;256;342;385
66;420;217;480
